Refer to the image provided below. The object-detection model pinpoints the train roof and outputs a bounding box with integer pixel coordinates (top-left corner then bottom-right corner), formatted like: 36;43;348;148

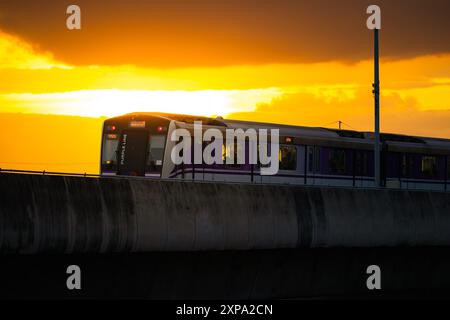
107;112;450;154
223;118;450;154
109;112;226;127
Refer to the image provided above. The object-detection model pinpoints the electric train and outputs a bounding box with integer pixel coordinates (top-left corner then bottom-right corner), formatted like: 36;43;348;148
101;112;450;191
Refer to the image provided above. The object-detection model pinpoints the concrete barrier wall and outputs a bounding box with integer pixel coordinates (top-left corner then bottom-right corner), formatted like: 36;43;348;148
0;173;449;254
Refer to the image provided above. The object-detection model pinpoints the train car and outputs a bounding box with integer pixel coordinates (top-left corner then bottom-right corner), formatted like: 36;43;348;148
101;112;450;191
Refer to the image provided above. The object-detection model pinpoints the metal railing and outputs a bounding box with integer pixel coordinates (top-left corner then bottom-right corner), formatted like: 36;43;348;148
0;167;448;192
0;168;100;178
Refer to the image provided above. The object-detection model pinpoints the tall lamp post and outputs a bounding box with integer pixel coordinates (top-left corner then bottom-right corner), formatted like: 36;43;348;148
367;5;382;187
373;28;380;187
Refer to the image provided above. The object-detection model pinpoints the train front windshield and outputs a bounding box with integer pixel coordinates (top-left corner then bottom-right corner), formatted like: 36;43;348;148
101;118;168;177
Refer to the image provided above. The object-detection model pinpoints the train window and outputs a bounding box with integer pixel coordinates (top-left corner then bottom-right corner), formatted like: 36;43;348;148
102;134;119;164
307;148;312;172
448;157;450;179
236;141;245;165
201;140;213;164
147;135;166;171
402;155;407;176
315;148;320;172
279;145;297;170
223;141;244;166
328;149;346;174
402;154;414;177
421;156;437;177
257;144;269;168
307;146;321;173
356;152;368;176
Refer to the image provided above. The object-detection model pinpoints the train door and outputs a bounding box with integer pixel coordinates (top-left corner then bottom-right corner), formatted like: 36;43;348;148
118;130;149;176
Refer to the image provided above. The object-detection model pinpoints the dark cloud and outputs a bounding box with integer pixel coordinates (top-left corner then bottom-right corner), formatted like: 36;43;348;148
0;0;449;67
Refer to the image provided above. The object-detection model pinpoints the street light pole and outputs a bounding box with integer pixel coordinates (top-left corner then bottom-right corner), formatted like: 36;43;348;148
373;28;381;187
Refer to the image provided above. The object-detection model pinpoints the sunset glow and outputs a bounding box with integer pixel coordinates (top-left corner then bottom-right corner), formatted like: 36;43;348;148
1;88;283;118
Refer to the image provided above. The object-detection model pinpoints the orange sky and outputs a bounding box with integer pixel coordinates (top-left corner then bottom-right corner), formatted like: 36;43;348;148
0;0;449;173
